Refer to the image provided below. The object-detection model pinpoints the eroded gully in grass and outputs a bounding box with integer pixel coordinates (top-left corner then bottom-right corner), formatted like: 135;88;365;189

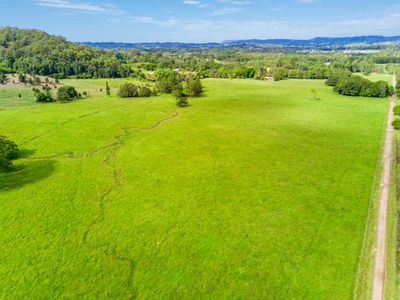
20;103;133;146
22;110;178;298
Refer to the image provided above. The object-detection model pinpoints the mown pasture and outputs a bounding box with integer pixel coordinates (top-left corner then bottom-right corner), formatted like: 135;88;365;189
0;78;388;299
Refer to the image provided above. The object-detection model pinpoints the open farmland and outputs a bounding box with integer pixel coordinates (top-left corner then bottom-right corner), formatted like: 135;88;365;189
0;78;389;298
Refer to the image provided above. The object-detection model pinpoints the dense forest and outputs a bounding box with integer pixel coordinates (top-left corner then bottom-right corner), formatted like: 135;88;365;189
0;27;130;78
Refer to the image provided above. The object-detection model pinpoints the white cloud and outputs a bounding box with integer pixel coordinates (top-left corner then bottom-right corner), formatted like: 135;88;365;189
179;13;400;41
33;0;125;15
209;7;242;16
31;0;400;42
111;4;400;41
129;16;179;27
217;0;252;4
182;0;209;8
183;0;200;5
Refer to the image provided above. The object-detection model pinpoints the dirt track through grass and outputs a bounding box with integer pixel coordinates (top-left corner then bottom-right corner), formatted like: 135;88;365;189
371;74;396;300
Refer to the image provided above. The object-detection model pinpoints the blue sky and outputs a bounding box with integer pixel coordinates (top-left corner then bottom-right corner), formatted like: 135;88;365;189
1;0;400;42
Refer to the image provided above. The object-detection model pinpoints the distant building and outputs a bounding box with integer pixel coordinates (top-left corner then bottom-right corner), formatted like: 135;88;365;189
264;76;275;81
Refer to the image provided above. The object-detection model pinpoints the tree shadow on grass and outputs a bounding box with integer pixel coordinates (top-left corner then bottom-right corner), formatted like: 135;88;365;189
18;148;36;159
0;160;56;191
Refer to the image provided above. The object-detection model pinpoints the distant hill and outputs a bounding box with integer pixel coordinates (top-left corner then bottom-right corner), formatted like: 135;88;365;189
81;35;400;50
223;35;400;45
80;42;220;49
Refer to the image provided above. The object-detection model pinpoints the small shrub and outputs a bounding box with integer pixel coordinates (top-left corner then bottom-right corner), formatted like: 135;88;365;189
18;73;26;83
151;88;159;96
106;81;111;95
33;76;41;86
0;136;19;172
0;153;12;172
118;83;138;98
185;78;203;97
172;83;184;99
392;118;400;130
173;83;189;107
0;73;6;84
0;136;19;160
176;96;189;107
57;86;78;102
155;69;180;94
138;85;152;97
394;105;400;116
117;83;154;98
33;88;53;103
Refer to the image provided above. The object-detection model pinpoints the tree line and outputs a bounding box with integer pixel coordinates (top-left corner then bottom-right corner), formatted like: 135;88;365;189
326;70;391;98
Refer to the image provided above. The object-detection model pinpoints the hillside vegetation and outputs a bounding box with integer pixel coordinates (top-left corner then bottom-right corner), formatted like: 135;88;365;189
0;27;127;78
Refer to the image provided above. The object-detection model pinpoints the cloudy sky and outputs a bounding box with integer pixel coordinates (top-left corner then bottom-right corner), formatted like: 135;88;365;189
1;0;400;42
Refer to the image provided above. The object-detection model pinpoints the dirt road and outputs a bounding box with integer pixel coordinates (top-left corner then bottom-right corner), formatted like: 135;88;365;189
371;74;396;300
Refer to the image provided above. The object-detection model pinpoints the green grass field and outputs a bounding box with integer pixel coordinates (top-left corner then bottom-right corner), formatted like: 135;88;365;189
0;88;36;108
0;78;389;298
360;73;393;83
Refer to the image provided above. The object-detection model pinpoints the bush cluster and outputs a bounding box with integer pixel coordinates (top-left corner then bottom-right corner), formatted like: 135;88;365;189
0;136;19;172
33;85;80;103
393;105;400;116
172;83;188;107
33;87;53;103
327;74;391;98
153;69;204;107
0;73;6;84
325;70;352;87
117;83;155;98
155;69;180;94
185;78;203;97
392;119;400;130
58;86;79;102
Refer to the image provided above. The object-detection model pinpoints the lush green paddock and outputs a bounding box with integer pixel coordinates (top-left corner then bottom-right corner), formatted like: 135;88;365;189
361;73;393;83
0;79;388;298
63;78;141;96
0;88;35;108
